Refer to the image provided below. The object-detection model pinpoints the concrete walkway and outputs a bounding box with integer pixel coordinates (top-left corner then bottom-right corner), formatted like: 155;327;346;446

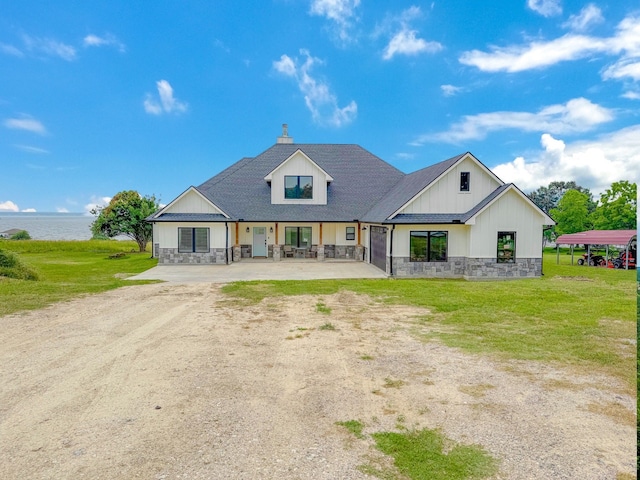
128;260;387;283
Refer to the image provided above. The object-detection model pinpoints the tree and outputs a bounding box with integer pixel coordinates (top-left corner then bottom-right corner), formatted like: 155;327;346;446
528;181;596;214
549;189;592;236
91;190;159;252
10;230;31;240
591;180;637;230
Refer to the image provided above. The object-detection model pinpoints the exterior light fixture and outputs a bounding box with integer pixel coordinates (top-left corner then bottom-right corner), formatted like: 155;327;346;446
246;227;250;233
269;227;274;233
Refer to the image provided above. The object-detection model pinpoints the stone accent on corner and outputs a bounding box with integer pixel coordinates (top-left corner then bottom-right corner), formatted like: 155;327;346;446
158;247;230;265
391;257;542;279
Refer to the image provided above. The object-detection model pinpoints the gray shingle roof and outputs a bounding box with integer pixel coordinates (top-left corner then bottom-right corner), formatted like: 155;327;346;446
197;144;405;222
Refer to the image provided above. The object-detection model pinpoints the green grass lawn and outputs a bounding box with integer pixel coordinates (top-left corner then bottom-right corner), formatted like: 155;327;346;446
223;250;637;391
0;239;158;316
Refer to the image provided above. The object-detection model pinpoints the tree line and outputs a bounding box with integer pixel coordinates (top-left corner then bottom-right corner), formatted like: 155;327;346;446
527;180;637;240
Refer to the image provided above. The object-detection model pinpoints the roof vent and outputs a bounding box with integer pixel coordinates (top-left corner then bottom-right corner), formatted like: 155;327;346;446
277;123;293;144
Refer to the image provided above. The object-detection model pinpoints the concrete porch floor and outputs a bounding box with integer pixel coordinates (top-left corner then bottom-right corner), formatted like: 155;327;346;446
128;259;387;283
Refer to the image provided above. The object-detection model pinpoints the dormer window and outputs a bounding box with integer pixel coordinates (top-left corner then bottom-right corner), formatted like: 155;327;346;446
460;172;470;192
285;175;313;199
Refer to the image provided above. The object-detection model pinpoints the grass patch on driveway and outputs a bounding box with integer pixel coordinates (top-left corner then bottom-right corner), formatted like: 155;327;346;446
222;255;637;391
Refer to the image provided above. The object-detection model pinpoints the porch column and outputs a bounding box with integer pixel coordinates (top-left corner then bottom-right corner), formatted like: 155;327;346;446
317;222;325;261
273;223;281;262
355;222;364;261
233;221;241;262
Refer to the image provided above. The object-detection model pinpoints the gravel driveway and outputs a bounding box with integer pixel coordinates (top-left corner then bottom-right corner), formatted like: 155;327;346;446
0;283;635;479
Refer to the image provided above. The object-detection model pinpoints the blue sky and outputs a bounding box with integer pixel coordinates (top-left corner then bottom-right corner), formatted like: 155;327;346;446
1;0;639;213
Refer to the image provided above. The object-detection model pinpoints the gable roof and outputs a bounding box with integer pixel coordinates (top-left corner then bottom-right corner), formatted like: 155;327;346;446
196;144;405;222
362;153;466;223
264;149;334;182
149;186;230;221
556;230;637;246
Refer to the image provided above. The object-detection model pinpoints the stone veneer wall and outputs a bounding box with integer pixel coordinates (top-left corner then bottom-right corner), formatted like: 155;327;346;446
464;258;541;279
391;256;542;279
158;247;231;264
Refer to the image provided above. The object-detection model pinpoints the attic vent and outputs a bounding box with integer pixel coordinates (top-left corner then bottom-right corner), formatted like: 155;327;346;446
277;123;294;144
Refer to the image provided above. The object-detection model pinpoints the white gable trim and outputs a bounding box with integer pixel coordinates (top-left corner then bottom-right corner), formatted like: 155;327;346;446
389;152;504;220
264;149;334;182
465;184;555;226
151;186;230;219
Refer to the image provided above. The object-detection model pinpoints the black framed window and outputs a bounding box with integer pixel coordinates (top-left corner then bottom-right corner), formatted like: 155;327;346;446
410;231;447;262
346;226;355;241
285;226;312;248
178;227;209;253
460;172;470;191
497;232;516;263
285;176;313;199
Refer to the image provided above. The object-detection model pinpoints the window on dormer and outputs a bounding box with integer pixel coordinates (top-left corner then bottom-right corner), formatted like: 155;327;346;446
460;172;470;192
285;175;313;199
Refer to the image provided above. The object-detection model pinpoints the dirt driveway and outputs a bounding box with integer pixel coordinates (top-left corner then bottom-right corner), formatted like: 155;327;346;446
0;283;635;479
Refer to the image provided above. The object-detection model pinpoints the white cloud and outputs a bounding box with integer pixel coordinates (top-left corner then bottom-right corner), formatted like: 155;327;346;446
0;42;24;57
3;115;48;135
413;97;613;144
441;84;463;97
492;126;640;195
527;0;562;18
602;58;640;81
622;90;640;100
56;207;69;213
14;144;49;154
84;196;111;215
21;208;36;213
459;13;640;78
21;34;76;61
383;28;442;60
310;0;360;44
83;33;126;52
0;200;19;212
273;50;357;127
378;6;442;60
562;4;604;32
144;80;188;115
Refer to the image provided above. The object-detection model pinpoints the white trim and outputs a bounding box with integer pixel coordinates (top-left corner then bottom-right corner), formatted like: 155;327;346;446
389;152;503;219
264;149;334;182
465;184;555;225
151;186;230;219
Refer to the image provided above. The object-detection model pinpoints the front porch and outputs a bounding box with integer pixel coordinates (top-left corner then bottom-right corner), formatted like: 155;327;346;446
232;243;365;262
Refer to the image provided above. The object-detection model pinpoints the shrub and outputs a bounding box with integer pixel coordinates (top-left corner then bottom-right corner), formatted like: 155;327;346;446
10;230;31;240
0;249;38;280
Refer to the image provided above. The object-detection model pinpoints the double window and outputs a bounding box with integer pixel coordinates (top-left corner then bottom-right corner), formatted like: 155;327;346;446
410;231;448;262
178;227;209;253
285;175;313;199
285;226;312;248
497;232;516;263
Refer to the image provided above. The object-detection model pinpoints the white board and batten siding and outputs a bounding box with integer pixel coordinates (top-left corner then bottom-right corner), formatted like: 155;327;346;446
469;189;545;258
398;156;501;215
163;188;225;215
268;151;330;205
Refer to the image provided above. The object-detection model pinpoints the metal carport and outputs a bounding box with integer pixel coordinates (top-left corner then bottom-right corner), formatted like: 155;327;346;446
555;230;637;269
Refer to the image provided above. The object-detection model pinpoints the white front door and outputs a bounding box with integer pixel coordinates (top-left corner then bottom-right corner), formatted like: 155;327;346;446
253;227;267;257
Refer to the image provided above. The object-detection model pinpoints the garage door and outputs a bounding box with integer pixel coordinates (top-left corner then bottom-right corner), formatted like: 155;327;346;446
370;226;387;273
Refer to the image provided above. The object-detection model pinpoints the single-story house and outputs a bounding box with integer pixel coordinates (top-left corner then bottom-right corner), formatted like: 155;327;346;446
148;126;555;279
0;228;23;239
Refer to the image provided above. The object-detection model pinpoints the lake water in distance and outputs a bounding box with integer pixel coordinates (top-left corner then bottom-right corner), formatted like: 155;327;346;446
0;213;96;240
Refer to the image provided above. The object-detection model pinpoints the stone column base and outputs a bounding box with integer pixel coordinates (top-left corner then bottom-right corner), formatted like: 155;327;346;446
273;245;281;261
317;245;325;261
233;245;241;262
355;244;364;261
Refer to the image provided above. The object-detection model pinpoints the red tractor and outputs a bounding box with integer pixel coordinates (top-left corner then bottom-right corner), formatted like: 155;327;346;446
607;250;637;269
